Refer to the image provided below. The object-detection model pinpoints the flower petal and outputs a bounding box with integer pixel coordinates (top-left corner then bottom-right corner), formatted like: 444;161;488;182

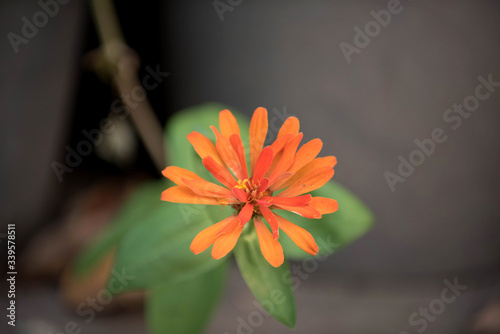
268;172;294;191
310;197;339;214
259;177;270;192
249;107;268;174
187;131;225;167
277;116;300;139
219;109;240;138
161;186;221;205
274;213;318;255
275;156;337;191
273;203;322;219
262;194;312;207
190;215;236;254
270;133;293;155
254;217;284;267
212;218;243;259
162;166;203;185
268;133;303;184
238;202;254;226
211;126;244;180
289;138;323;173
259;205;279;239
181;178;237;201
256;199;272;207
267;151;282;178
203;156;237;189
232;187;248;202
278;166;335;198
252;146;274;181
230;134;249;179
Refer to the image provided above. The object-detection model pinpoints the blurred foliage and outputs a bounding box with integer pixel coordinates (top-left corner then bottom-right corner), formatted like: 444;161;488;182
73;103;373;333
146;263;228;334
234;227;296;328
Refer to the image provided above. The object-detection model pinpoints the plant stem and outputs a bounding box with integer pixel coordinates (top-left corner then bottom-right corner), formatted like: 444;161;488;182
89;0;166;172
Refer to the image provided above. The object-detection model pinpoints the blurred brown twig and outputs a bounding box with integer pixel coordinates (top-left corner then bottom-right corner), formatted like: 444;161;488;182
89;0;165;172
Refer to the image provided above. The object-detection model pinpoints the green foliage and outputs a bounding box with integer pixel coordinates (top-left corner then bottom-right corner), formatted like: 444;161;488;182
146;263;228;334
234;229;297;328
73;180;168;276
72;102;373;333
109;200;225;292
278;181;374;259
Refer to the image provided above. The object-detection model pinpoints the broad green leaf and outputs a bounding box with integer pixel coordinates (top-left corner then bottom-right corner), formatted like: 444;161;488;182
109;199;223;291
233;228;296;328
278;181;374;259
73;180;168;276
146;262;227;334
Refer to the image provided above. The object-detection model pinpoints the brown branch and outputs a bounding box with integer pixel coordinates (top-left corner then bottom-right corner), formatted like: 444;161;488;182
89;0;165;172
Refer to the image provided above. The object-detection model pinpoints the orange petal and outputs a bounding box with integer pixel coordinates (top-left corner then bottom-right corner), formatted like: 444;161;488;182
162;166;203;185
278;166;335;198
310;197;339;214
252;146;274;181
267;151;282;178
203;156;237;189
262;194;311;207
219;109;240;138
289;138;323;173
259;177;270;192
181;178;237;201
268;172;294;191
211;126;244;180
270;133;293;155
275;156;337;191
273;204;322;219
249;107;268;174
161;186;221;205
190;215;236;254
212;218;243;259
257;199;272;207
259;205;279;239
187;131;225;167
268;133;303;184
275;213;318;255
254;217;284;267
238;202;254;226
277;116;300;139
232;187;248;202
230;134;249;179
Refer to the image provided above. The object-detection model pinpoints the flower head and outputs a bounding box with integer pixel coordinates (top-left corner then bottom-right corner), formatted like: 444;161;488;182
161;108;338;267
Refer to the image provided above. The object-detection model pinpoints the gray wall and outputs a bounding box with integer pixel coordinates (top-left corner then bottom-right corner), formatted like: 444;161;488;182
163;0;500;277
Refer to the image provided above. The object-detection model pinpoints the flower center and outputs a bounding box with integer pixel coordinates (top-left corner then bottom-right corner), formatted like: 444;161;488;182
232;178;271;214
235;179;264;202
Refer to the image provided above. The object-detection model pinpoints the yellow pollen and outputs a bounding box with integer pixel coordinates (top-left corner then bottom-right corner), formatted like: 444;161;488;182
232;178;272;215
235;179;250;191
234;179;262;197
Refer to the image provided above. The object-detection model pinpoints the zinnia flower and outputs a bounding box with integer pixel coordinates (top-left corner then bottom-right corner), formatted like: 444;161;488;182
161;108;338;267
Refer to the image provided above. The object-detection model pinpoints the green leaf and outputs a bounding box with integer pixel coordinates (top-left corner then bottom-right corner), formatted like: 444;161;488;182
233;228;296;328
146;262;227;334
109;198;223;291
73;180;168;276
279;181;374;259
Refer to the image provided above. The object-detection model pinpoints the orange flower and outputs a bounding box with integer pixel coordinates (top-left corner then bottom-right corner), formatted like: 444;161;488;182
161;108;338;267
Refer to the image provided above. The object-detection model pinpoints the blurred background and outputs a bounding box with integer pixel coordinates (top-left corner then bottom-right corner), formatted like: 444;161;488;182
1;0;500;333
